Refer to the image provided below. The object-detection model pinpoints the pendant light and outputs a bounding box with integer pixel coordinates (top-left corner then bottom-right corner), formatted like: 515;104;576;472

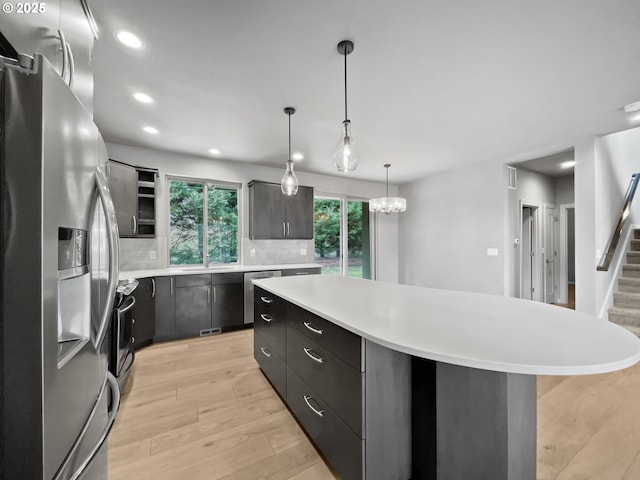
333;40;359;172
370;164;407;214
281;107;299;195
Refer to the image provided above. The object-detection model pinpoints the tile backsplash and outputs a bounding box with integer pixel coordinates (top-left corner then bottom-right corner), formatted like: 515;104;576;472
242;238;315;265
119;236;315;271
119;237;166;271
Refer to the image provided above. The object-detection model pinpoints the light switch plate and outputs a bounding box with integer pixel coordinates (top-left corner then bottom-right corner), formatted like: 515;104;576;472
149;250;157;260
300;248;307;255
250;248;256;257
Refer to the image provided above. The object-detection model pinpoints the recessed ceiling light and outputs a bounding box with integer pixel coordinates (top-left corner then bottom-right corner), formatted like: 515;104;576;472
292;152;304;161
117;31;142;49
560;161;576;169
624;101;640;113
143;126;158;134
208;148;221;155
133;92;153;103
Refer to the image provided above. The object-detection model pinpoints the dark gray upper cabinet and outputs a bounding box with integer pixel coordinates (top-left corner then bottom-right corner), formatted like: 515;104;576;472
248;181;314;239
285;186;314;239
1;0;96;113
107;161;137;236
107;160;157;238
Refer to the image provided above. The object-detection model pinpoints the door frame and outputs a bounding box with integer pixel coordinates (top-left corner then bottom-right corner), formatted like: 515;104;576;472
543;203;558;304
313;192;376;279
519;200;542;302
557;203;575;305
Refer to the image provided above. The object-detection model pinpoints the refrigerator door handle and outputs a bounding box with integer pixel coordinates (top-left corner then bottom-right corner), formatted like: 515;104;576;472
57;29;68;81
95;165;120;348
52;372;121;480
65;42;75;89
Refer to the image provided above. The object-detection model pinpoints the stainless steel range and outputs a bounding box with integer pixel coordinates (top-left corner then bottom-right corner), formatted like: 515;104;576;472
110;279;139;391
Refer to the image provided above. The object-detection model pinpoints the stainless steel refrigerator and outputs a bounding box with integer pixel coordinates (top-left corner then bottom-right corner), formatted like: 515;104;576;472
1;53;121;480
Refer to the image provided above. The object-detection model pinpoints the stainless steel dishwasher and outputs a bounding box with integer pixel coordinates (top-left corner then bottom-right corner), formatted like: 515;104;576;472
244;270;281;324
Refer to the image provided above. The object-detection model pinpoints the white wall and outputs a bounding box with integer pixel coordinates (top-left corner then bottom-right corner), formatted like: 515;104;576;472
398;161;505;295
107;143;399;282
555;175;575;206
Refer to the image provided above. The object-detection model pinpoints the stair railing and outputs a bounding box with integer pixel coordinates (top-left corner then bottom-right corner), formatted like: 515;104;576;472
597;173;640;271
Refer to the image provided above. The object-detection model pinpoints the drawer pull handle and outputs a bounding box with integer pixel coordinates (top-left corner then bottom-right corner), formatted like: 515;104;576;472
303;395;324;417
260;296;273;304
260;347;272;358
303;347;324;364
303;322;323;335
260;314;273;323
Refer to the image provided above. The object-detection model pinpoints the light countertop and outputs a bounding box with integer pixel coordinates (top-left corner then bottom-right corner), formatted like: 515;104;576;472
253;275;640;376
119;263;319;281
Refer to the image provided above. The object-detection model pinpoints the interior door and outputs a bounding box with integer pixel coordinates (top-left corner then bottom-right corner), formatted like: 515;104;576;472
544;204;557;304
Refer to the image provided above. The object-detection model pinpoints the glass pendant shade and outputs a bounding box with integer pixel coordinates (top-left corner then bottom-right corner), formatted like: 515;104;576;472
281;107;299;196
281;161;298;195
370;163;407;214
333;120;359;172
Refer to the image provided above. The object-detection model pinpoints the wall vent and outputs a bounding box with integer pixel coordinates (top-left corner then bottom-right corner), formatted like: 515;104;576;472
506;166;517;189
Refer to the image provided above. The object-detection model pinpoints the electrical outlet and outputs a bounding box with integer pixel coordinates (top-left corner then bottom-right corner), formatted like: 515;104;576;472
300;248;307;255
487;248;499;257
149;250;157;260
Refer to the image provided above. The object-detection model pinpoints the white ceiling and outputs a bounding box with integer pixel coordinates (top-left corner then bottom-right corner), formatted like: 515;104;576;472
513;149;575;178
87;0;640;184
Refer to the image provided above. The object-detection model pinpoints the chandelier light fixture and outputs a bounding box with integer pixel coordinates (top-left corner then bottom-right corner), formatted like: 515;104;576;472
333;40;359;172
370;164;407;214
281;107;299;196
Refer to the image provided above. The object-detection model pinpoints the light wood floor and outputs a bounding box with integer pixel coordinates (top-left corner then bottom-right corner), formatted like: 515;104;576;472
109;329;640;480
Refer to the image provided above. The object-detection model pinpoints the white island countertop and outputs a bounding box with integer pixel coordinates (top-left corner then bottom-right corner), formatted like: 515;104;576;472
119;263;319;281
253;275;640;376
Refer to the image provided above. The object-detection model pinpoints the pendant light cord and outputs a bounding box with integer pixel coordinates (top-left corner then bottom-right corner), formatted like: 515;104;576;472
344;48;348;122
386;166;389;197
288;111;292;162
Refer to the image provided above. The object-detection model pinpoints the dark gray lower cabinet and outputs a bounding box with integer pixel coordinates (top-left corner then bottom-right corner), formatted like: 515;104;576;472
176;285;212;337
153;273;245;343
253;290;412;480
281;266;321;277
154;276;176;341
132;277;155;349
212;273;244;330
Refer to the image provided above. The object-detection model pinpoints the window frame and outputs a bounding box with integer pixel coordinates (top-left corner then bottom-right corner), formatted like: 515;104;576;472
313;191;376;279
166;175;242;267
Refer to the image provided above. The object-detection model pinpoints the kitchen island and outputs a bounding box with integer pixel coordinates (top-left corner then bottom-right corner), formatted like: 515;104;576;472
253;275;640;480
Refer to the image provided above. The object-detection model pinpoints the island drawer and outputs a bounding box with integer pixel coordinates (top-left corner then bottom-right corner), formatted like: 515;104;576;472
254;287;286;358
287;327;363;437
287;303;361;370
254;286;280;311
254;331;286;399
287;365;363;480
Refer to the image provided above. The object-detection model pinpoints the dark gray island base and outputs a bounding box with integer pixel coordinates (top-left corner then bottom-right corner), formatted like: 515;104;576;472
253;286;536;480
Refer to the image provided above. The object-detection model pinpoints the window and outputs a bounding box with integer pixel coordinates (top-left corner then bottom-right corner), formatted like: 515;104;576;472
169;178;239;266
314;196;372;278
